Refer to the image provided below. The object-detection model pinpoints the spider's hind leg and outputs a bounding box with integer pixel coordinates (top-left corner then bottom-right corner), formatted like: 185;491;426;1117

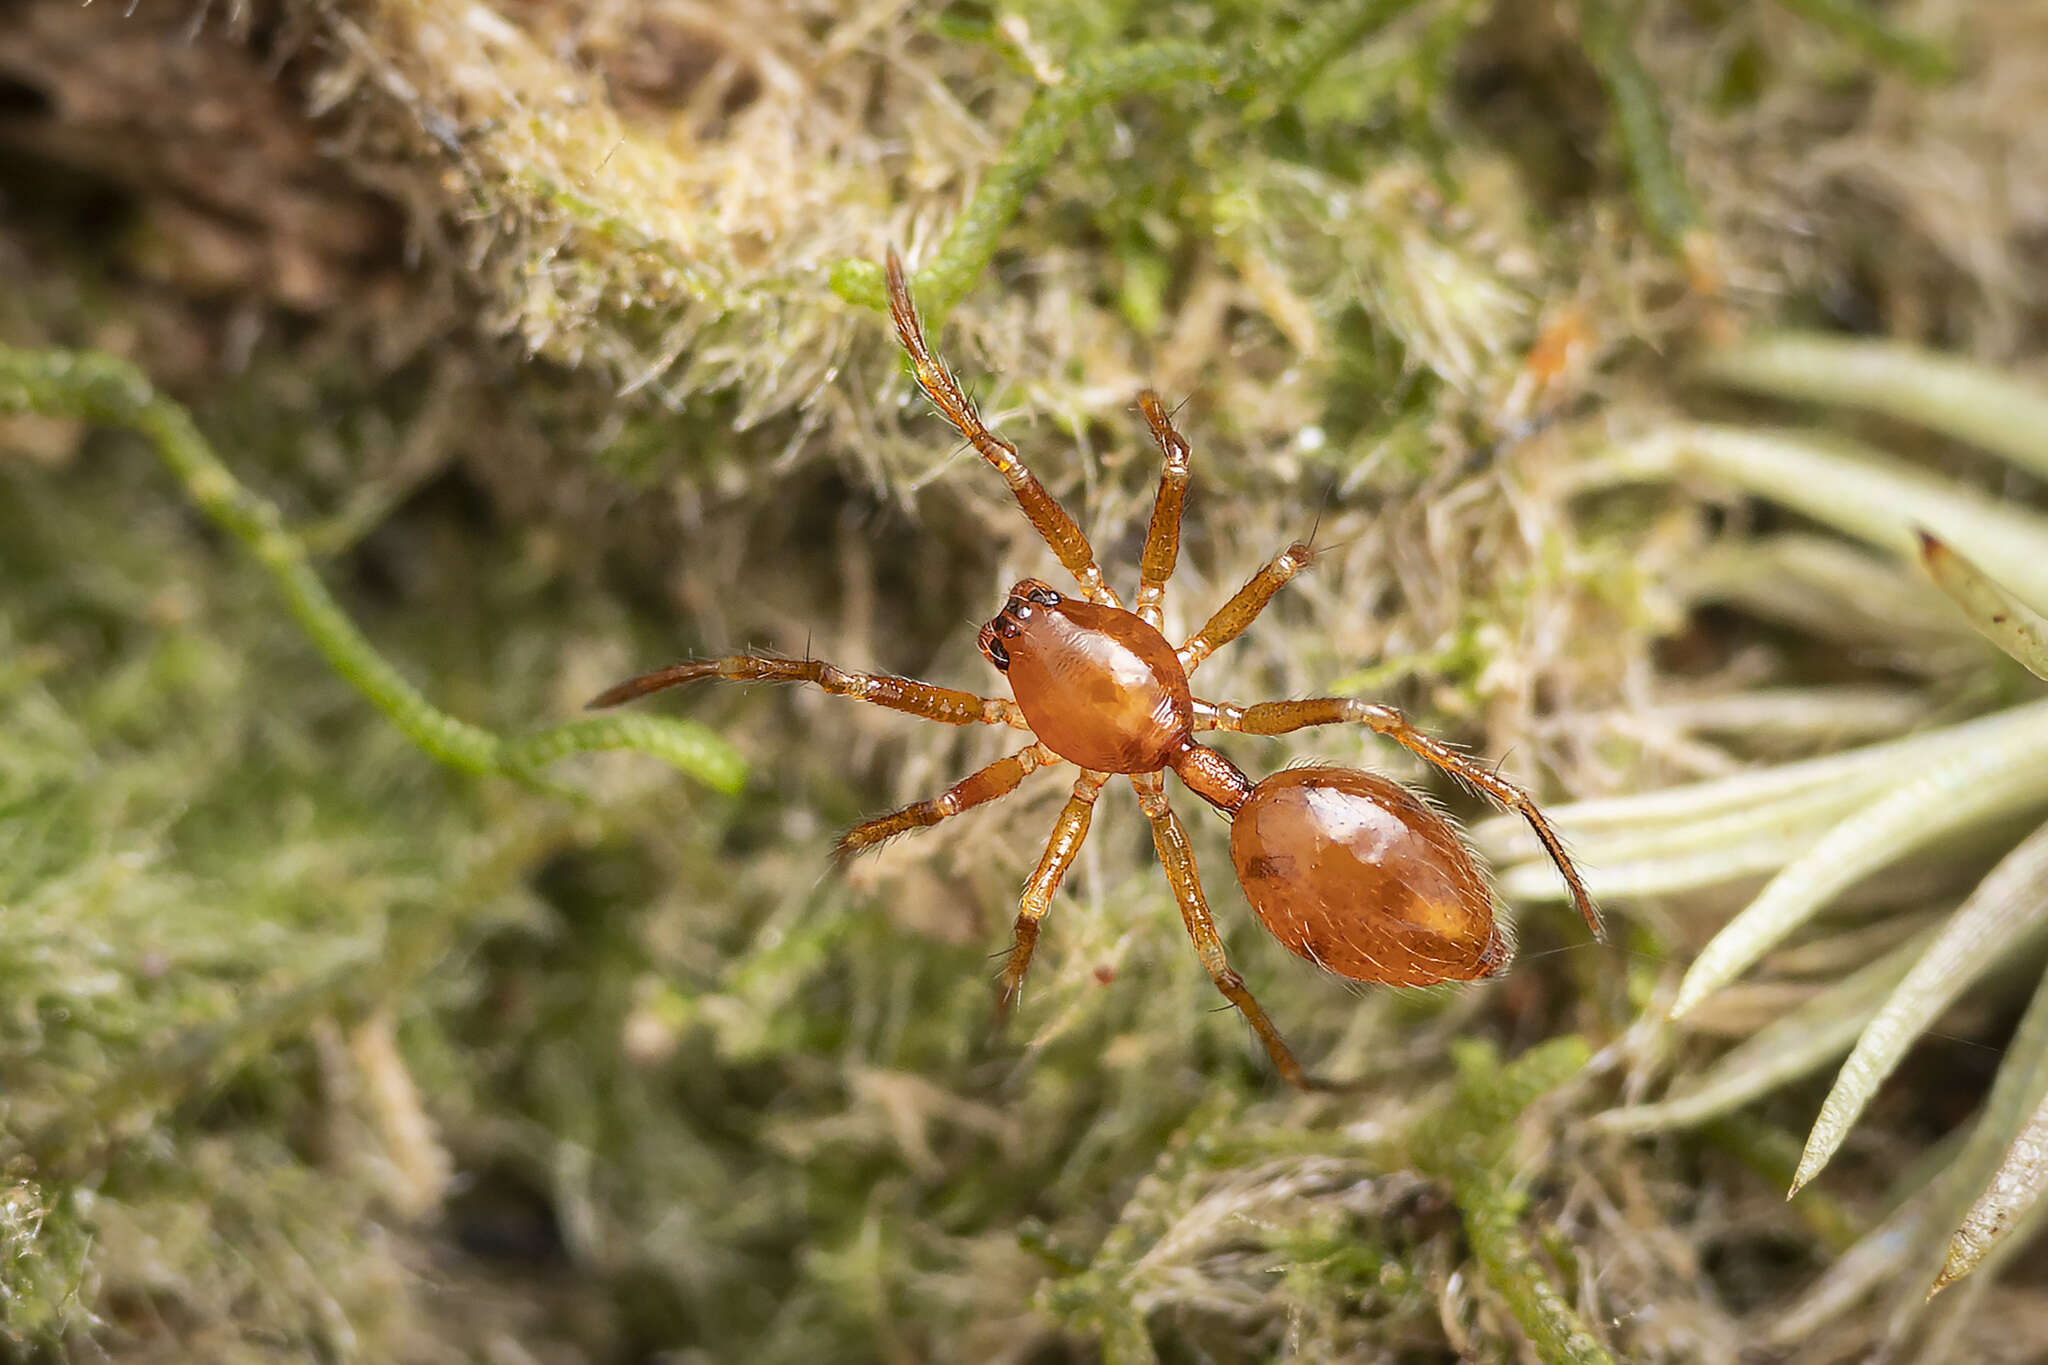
1209;697;1604;942
1131;773;1358;1093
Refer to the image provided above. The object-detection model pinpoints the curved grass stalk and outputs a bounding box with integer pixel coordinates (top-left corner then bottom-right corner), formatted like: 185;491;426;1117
1917;532;2048;681
1793;824;2048;1192
1699;334;2048;476
1481;705;2048;907
0;345;744;796
1698;798;2048;1014
1676;535;1972;669
1631;686;1928;741
1518;788;1865;871
1905;961;2048;1302
1601;425;2048;610
1575;0;1704;269
1774;966;2048;1333
1594;929;1931;1135
1668;718;2048;1019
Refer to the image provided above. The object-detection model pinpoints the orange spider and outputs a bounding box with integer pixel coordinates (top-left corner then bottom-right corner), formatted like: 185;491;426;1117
592;253;1603;1090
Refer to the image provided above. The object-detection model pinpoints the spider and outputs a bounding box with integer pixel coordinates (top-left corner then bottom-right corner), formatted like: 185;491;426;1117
592;252;1604;1091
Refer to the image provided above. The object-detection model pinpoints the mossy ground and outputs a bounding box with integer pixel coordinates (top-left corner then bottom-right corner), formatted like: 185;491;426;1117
3;1;2047;1360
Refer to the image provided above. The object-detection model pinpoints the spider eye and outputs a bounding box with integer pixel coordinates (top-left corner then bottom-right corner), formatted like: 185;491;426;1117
985;637;1011;670
1026;586;1061;607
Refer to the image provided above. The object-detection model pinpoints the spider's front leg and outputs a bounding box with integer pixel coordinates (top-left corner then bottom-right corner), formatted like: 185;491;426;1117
1178;541;1314;672
1205;698;1604;941
1131;773;1352;1092
589;653;1028;729
1132;390;1191;630
886;252;1122;610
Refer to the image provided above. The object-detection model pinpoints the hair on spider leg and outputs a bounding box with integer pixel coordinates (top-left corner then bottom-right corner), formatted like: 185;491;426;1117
1129;389;1198;423
1290;489;1380;567
1304;476;1341;550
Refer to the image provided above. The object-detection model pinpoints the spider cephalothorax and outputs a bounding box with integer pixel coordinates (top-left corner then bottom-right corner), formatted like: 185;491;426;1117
592;251;1602;1090
980;578;1193;774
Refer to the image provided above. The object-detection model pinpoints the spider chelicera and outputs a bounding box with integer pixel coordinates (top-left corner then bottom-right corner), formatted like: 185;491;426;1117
592;252;1604;1091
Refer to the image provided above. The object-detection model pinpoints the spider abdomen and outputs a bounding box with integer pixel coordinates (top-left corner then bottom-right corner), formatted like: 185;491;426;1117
1229;765;1507;987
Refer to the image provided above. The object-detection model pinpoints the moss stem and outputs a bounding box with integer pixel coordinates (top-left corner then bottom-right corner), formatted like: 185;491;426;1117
834;0;1434;314
833;41;1230;314
1576;0;1706;268
1771;0;1957;85
1418;1040;1616;1365
0;346;744;795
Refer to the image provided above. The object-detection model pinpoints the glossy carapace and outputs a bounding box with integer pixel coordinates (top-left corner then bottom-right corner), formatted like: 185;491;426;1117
980;579;1193;774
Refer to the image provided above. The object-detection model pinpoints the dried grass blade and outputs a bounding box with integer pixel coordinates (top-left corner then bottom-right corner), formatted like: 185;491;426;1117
1699;334;2048;478
1917;531;2048;681
1602;425;2048;610
1497;835;1814;903
1793;823;2048;1191
1777;966;2048;1339
1669;720;2048;1019
1475;700;2048;852
1899;964;2048;1314
1595;929;1931;1135
1936;1084;2048;1292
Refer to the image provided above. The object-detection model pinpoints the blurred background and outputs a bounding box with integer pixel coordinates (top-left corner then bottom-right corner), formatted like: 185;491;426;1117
4;1;2048;1360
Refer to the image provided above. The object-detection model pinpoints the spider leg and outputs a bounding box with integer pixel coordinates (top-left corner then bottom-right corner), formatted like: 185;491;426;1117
994;770;1109;1019
1205;698;1605;941
1131;772;1350;1093
884;251;1122;609
588;653;1029;729
1178;541;1313;672
836;743;1061;861
1132;390;1191;629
